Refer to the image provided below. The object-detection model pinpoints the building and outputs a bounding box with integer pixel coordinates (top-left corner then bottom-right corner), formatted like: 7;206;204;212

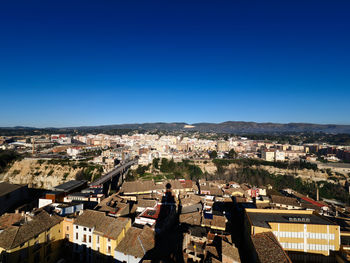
0;210;63;263
114;226;155;263
53;180;88;195
217;141;229;152
261;149;285;162
249;231;292;263
270;195;303;210
261;150;275;161
245;209;340;256
0;182;29;216
73;210;131;261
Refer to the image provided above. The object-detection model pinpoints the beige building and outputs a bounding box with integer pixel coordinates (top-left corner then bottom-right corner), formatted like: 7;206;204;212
261;149;275;161
217;141;229;152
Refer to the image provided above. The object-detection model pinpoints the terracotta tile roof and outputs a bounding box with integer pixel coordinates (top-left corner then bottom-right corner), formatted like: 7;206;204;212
115;226;155;258
0;210;62;250
121;181;156;194
251;232;292;263
270;195;300;207
0;213;24;229
137;198;157;208
180;195;202;207
166;180;184;190
205;244;219;258
74;210;130;239
202;215;226;230
180;212;202;226
180;180;194;189
222;239;241;262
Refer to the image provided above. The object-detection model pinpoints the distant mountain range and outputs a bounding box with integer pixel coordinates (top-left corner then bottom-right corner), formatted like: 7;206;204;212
1;121;350;134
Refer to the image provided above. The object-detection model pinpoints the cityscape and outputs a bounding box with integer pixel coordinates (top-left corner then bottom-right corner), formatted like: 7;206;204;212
1;1;350;263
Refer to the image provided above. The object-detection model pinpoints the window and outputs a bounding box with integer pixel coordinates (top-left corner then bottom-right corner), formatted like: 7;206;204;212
89;236;91;243
97;236;100;244
67;226;69;231
108;246;111;254
89;228;91;232
76;226;78;229
107;238;111;243
83;234;87;243
84;228;86;231
76;233;78;240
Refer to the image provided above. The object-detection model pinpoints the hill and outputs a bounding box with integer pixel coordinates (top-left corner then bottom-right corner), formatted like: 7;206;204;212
1;121;350;135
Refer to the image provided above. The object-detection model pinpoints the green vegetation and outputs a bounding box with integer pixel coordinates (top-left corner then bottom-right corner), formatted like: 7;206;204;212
210;165;350;205
47;169;54;176
209;151;217;159
63;173;69;180
241;133;350;146
226;149;237;159
127;158;203;181
33;171;41;176
11;169;20;175
152;158;160;169
213;158;318;171
75;164;103;181
0;150;21;174
37;159;46;165
136;164;151;176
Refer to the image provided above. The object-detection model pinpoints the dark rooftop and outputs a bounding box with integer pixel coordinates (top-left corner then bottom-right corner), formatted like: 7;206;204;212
0;182;25;197
53;180;87;192
246;210;336;229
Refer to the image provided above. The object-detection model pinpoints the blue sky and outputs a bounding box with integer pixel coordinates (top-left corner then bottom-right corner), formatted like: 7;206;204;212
0;0;349;127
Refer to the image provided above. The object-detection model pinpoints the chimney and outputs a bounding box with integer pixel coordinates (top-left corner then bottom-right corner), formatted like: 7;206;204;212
316;187;319;201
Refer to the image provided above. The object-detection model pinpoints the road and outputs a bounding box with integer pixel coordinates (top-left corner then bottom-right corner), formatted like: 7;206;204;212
89;159;137;186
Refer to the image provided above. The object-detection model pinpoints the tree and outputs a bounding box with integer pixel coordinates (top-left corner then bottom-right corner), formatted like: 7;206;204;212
152;158;160;169
227;149;237;159
209;150;217;159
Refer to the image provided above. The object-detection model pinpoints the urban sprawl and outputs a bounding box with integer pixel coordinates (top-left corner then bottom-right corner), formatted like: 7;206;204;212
1;132;350;263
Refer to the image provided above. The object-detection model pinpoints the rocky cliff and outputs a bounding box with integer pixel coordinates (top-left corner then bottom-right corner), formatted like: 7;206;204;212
0;159;103;189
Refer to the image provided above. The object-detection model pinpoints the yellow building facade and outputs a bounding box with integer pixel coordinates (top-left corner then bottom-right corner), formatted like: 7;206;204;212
245;209;340;256
0;211;64;263
92;218;131;257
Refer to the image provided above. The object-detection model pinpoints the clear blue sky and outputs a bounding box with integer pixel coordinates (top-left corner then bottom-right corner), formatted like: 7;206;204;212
0;0;349;127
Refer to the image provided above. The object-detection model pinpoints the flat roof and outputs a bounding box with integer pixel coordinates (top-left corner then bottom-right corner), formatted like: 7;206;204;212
0;182;25;197
53;180;87;192
246;209;336;228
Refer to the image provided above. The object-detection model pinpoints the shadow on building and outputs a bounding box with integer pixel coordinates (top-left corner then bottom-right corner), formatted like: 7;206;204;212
144;183;185;263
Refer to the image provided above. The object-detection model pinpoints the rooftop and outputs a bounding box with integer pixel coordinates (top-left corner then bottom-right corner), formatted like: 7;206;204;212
246;209;336;229
74;210;130;239
53;180;87;192
115;226;155;258
0;210;63;250
251;231;291;263
0;182;25;198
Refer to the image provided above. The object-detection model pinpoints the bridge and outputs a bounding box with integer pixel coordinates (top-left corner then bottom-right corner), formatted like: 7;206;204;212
90;159;137;194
